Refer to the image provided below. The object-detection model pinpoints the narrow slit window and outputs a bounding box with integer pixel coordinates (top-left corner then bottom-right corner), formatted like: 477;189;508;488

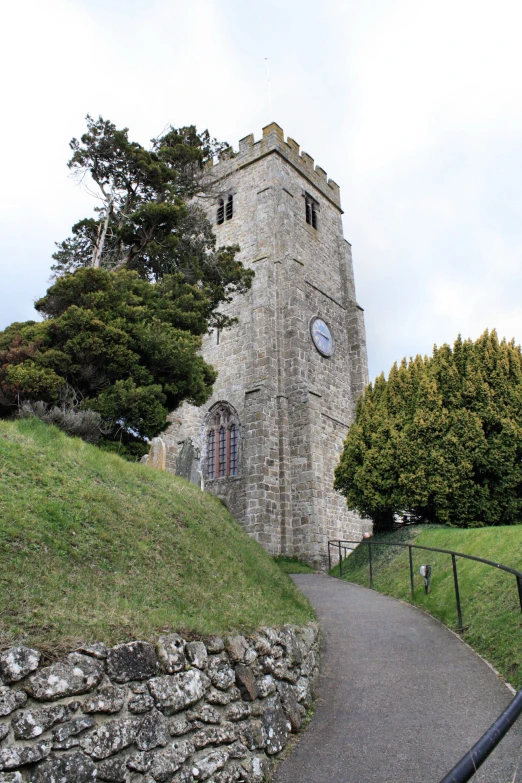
207;430;215;479
305;195;318;229
217;199;224;225
226;194;233;220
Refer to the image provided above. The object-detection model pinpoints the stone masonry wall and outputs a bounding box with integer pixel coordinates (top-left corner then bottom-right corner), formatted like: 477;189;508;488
0;624;319;783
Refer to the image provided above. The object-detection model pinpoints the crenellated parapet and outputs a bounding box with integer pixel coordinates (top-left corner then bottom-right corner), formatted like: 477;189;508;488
207;122;342;210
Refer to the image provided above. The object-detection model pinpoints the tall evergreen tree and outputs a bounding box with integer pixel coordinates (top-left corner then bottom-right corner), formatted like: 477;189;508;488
50;116;253;331
334;330;522;529
0;118;255;457
0;268;218;458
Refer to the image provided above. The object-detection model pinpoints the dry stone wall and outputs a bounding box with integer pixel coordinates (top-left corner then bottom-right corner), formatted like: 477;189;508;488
0;625;319;783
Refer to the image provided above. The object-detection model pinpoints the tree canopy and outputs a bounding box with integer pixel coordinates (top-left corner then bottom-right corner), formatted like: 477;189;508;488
51;116;253;331
0;117;253;457
0;268;218;457
334;330;522;530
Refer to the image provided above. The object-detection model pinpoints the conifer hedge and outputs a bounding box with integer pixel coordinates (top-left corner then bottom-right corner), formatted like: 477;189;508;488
334;331;522;530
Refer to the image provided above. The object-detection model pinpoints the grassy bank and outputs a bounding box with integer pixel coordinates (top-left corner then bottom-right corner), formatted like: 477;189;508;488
0;418;313;653
274;556;315;574
331;525;522;689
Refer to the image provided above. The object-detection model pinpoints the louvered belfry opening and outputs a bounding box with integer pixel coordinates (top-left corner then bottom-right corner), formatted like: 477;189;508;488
217;194;233;224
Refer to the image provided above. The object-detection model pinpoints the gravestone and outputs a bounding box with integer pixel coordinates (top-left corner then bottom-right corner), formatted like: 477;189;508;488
175;439;201;487
147;437;166;471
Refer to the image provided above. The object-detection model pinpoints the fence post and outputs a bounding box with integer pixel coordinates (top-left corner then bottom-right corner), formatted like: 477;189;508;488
338;541;342;578
517;575;522;614
328;542;331;573
369;543;373;588
451;554;464;632
409;546;414;600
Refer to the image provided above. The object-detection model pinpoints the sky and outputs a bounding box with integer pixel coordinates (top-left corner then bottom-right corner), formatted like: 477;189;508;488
1;0;521;381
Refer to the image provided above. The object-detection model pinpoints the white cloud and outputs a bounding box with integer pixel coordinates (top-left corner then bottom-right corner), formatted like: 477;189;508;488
1;0;521;384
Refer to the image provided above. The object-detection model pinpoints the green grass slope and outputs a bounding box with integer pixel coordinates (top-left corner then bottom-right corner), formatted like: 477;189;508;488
331;526;522;689
0;418;313;653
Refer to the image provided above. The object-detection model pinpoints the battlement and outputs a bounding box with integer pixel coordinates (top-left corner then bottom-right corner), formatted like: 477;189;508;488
208;122;342;210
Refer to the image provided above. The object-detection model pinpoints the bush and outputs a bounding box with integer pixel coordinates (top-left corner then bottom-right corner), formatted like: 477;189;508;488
334;330;522;529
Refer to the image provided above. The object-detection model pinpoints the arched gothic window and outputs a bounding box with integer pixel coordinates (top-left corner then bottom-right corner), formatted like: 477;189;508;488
206;402;240;479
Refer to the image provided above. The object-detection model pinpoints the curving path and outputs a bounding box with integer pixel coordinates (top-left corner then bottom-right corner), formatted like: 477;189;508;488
274;574;522;783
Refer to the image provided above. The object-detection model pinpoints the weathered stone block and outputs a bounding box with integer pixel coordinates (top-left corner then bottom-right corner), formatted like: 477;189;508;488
0;647;40;684
192;722;237;749
224;702;251;722
0;772;23;783
168;716;191;737
225;636;256;665
204;636;224;654
237;720;266;751
148;670;209;715
107;641;159;683
240;753;271;783
0;688;27;717
76;643;108;659
279;626;303;666
186;704;221;724
96;755;127;782
156;634;186;674
206;687;239;706
81;718;139;759
235;665;257;702
185;642;207;670
206;657;235;691
52;716;95;743
0;741;51;770
12;704;70;739
129;691;155;714
192;749;228;781
171;769;195;783
261;695;289;755
149;739;195;781
25;655;103;701
83;684;126;714
127;750;153;773
255;675;276;698
277;682;302;732
227;740;248;759
136;709;169;751
27;751;96;782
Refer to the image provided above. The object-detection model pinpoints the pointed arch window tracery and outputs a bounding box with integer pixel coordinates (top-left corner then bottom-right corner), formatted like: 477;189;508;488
206;403;240;479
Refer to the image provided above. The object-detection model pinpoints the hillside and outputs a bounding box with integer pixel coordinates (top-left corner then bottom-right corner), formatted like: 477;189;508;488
0;418;313;653
332;525;522;689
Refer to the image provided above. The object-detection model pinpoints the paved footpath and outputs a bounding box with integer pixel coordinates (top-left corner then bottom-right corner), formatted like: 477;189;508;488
274;574;522;783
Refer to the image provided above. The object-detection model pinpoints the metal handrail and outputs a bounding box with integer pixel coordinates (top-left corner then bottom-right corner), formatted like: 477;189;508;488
328;537;522;783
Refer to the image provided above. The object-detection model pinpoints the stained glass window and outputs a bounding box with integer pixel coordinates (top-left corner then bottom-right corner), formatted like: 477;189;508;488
207;430;215;479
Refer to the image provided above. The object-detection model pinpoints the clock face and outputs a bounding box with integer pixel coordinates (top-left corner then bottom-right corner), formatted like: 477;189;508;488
310;317;333;357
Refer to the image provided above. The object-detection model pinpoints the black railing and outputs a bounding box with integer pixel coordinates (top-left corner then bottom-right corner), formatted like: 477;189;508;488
328;538;522;783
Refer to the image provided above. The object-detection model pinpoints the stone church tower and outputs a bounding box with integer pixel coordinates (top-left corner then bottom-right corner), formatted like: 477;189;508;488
164;123;371;565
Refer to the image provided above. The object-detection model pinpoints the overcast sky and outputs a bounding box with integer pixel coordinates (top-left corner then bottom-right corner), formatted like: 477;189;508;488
1;0;521;381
